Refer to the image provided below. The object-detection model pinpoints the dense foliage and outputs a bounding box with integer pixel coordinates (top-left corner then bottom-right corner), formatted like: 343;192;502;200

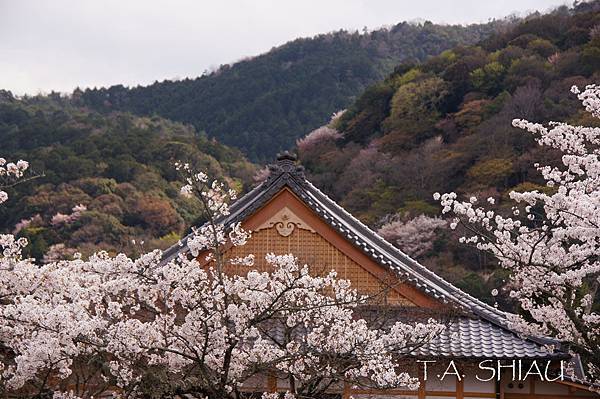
298;2;600;303
78;21;505;160
0;93;256;260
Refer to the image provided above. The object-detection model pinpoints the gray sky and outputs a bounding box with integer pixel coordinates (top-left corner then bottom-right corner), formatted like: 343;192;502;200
0;0;567;95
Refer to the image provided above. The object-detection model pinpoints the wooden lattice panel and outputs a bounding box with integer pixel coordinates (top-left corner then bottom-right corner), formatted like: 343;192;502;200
224;226;414;306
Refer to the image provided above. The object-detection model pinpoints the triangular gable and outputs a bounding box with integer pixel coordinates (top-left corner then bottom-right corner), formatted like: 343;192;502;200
224;187;442;308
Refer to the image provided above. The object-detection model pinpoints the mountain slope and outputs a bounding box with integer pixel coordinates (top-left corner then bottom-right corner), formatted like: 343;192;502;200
78;21;506;160
0;93;256;260
297;2;600;302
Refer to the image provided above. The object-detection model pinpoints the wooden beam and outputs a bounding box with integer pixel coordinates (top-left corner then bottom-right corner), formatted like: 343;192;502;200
349;388;417;395
504;394;597;399
418;393;494;398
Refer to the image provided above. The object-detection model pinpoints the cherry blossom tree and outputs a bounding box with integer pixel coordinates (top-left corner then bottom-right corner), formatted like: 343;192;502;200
296;125;342;153
378;214;447;258
0;160;444;399
0;158;29;204
51;204;87;226
296;111;344;154
436;84;600;383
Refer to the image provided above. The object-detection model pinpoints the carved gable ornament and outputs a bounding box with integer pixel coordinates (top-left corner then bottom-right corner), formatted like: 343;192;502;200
255;207;315;237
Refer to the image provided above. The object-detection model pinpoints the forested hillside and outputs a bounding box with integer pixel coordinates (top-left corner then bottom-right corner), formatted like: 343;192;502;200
0;92;256;260
78;21;506;160
298;1;600;303
2;1;599;304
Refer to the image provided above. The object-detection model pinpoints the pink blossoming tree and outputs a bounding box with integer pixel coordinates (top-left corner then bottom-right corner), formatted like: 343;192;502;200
0;158;29;205
378;214;447;259
0;160;443;398
436;84;600;383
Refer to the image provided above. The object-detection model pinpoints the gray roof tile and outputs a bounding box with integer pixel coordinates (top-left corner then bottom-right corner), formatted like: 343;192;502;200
414;318;555;359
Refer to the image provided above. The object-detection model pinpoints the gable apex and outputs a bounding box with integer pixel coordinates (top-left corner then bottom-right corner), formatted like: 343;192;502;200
266;151;306;185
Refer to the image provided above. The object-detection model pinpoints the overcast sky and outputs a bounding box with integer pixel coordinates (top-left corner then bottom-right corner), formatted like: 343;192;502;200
1;0;568;95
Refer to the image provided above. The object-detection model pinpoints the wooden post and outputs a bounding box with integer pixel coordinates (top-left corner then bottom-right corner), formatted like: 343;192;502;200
267;375;277;393
497;370;504;399
342;382;351;399
457;375;464;399
418;366;426;399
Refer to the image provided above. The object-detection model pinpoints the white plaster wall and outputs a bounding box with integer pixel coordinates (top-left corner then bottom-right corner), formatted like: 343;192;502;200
534;379;569;395
424;363;457;392
463;369;496;393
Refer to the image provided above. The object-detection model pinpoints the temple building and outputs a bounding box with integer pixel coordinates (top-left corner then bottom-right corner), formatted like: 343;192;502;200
163;153;598;398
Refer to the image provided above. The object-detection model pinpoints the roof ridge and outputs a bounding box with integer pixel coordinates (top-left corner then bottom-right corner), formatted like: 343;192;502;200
302;181;504;315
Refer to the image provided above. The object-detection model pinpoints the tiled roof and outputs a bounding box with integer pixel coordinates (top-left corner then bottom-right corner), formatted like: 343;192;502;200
415;318;558;359
160;153;572;363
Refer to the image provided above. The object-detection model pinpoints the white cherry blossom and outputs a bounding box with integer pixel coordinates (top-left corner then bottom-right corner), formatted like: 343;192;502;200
437;85;600;384
0;161;444;398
